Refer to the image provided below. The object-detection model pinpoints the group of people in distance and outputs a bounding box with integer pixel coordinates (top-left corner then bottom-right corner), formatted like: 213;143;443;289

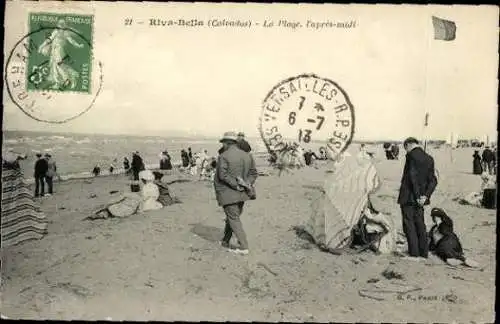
472;146;497;176
179;148;214;179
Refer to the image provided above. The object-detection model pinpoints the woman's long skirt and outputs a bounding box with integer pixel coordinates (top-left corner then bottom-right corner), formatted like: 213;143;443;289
473;158;483;175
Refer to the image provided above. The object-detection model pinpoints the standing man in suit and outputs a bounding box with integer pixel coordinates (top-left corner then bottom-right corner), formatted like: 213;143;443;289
214;131;258;255
398;137;438;260
34;153;49;197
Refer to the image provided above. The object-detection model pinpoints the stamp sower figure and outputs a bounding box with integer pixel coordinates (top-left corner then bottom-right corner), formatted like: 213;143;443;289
38;19;85;90
398;137;438;260
214;131;258;255
34;153;48;197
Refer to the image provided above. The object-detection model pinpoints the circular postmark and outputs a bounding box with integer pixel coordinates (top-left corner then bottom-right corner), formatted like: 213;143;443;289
4;26;103;123
259;74;355;158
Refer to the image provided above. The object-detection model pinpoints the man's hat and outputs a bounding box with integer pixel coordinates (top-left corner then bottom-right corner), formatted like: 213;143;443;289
237;132;245;137
219;131;238;143
44;153;51;157
36;153;42;157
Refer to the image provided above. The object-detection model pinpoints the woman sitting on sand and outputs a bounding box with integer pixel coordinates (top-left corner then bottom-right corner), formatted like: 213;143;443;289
152;171;181;206
140;170;163;211
90;170;163;219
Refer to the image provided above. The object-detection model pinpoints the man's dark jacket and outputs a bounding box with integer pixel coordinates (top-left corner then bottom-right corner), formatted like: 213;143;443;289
482;148;494;163
34;158;48;177
398;146;438;206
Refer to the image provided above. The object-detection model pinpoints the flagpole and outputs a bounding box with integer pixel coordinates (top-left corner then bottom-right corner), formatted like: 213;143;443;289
422;15;433;153
423;112;429;153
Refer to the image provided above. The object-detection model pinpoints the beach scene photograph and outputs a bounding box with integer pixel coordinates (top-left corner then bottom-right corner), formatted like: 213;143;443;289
1;2;498;322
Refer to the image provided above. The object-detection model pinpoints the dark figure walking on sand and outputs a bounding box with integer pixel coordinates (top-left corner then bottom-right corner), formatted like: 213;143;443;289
398;137;438;260
304;149;319;166
215;131;258;255
472;150;483;175
188;148;193;165
34;153;48;197
482;147;495;175
123;157;130;171
92;165;101;177
391;144;400;160
181;149;190;168
130;152;145;192
160;151;173;170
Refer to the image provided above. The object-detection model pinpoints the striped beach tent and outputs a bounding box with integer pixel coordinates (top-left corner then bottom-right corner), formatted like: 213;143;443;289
305;153;381;251
1;166;48;248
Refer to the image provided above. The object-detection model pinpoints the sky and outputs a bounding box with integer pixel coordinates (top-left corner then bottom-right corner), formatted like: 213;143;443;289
3;3;499;141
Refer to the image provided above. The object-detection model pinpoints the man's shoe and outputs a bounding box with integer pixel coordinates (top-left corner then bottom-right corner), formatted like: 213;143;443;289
229;248;249;255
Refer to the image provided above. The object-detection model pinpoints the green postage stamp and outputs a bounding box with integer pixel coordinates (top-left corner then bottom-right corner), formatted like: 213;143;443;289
27;12;93;93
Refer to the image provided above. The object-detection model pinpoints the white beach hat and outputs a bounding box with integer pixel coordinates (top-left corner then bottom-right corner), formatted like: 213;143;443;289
139;170;154;181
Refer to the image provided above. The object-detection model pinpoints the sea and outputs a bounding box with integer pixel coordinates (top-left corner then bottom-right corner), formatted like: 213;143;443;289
2;130;271;182
2;130;376;183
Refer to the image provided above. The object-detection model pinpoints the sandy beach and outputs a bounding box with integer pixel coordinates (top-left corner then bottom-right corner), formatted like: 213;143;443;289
0;147;496;322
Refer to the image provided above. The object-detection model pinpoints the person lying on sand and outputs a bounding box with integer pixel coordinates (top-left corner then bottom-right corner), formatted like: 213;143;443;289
89;170;163;219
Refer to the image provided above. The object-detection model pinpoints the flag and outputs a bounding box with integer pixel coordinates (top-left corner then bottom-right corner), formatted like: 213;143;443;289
424;112;429;127
432;16;456;41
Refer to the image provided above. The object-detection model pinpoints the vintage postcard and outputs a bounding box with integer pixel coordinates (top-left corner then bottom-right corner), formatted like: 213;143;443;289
1;1;498;322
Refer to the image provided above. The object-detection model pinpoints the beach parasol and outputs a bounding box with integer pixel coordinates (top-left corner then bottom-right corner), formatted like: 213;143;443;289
305;153;381;251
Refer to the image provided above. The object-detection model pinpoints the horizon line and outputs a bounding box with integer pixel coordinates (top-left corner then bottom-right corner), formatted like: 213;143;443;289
2;128;496;143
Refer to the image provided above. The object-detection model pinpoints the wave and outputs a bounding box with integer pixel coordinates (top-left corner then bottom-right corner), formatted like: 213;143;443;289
75;138;92;144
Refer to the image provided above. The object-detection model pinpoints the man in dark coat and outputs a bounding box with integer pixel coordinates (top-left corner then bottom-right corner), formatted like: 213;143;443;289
214;131;258;255
482;146;495;175
397;137;438;260
130;152;145;192
237;132;252;153
34;153;48;197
